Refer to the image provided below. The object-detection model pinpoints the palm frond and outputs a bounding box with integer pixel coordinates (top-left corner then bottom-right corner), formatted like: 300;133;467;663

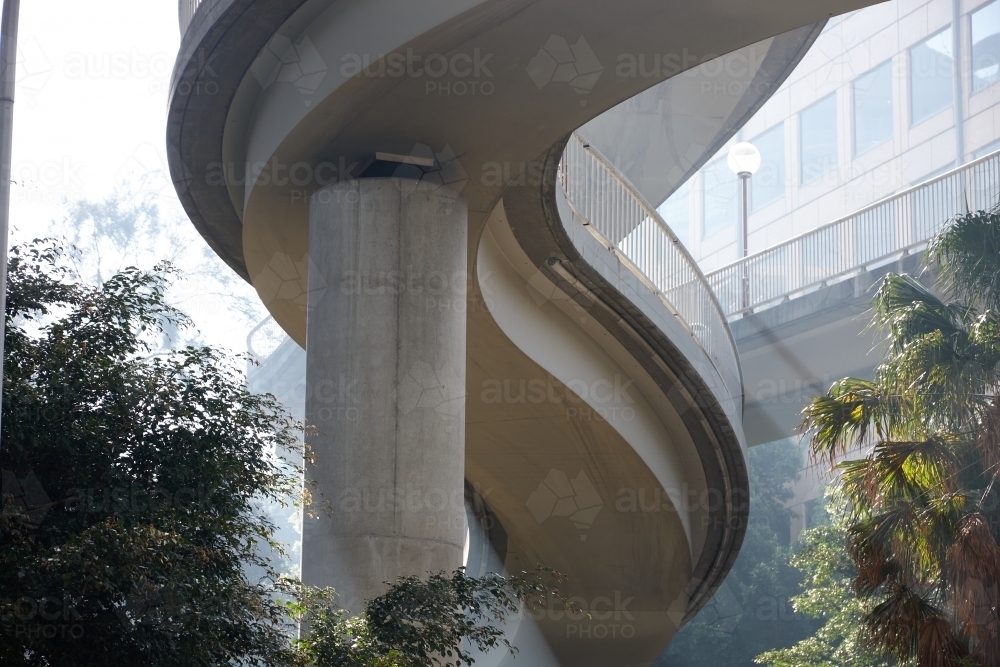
976;395;1000;475
841;437;966;601
947;514;1000;637
871;273;968;353
838;438;957;515
848;504;929;596
970;617;1000;666
847;520;902;597
916;616;969;667
927;209;1000;313
804;378;895;465
870;438;959;503
878;325;994;433
863;583;942;663
803;209;1000;664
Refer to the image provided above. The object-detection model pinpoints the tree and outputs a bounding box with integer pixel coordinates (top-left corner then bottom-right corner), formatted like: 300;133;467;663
658;439;820;667
755;489;884;667
0;241;564;666
294;569;568;667
0;240;304;666
800;208;1000;665
39;186;265;351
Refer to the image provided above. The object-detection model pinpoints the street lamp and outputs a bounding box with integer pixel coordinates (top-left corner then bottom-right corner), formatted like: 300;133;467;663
727;142;760;313
0;0;19;453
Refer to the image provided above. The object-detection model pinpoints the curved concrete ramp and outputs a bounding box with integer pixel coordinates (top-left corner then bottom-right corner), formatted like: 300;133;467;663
577;23;825;209
167;0;885;664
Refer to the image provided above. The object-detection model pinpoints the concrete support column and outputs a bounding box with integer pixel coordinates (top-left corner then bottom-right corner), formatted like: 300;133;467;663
303;178;468;610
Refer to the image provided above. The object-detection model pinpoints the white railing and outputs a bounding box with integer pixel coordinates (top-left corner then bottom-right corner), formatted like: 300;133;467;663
559;132;743;407
179;0;204;35
247;316;288;363
706;150;1000;318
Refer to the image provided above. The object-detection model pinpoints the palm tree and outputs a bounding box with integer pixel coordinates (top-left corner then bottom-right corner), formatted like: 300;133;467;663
802;207;1000;666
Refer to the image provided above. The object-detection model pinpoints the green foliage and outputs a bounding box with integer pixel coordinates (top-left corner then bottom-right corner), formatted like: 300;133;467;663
294;569;568;667
927;207;1000;314
50;188;265;345
756;491;884;667
0;241;305;666
799;208;1000;665
0;242;559;666
658;440;819;667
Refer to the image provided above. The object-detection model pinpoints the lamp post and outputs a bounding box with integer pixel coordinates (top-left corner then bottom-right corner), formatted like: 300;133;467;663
0;0;19;453
727;142;760;314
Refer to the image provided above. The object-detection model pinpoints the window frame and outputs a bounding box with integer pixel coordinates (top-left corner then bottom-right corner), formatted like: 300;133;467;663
798;92;838;186
970;0;1000;95
749;122;786;212
852;59;895;157
908;25;954;127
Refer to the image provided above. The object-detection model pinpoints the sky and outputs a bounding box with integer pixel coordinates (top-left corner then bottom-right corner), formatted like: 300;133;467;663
9;0;263;351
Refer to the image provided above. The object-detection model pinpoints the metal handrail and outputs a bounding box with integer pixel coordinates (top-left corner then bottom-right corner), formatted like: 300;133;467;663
178;0;203;35
558;132;744;409
706;149;1000;318
247;316;288;363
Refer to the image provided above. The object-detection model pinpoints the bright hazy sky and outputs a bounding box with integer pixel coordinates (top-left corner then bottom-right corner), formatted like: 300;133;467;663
12;1;180;224
9;1;263;350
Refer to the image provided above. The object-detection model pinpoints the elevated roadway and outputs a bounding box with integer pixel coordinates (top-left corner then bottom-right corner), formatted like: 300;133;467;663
168;1;884;663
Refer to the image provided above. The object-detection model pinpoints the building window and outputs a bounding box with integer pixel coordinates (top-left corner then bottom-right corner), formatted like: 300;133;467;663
910;28;953;125
853;60;894;155
972;0;1000;93
657;180;690;248
751;124;785;211
799;94;837;185
702;157;737;239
